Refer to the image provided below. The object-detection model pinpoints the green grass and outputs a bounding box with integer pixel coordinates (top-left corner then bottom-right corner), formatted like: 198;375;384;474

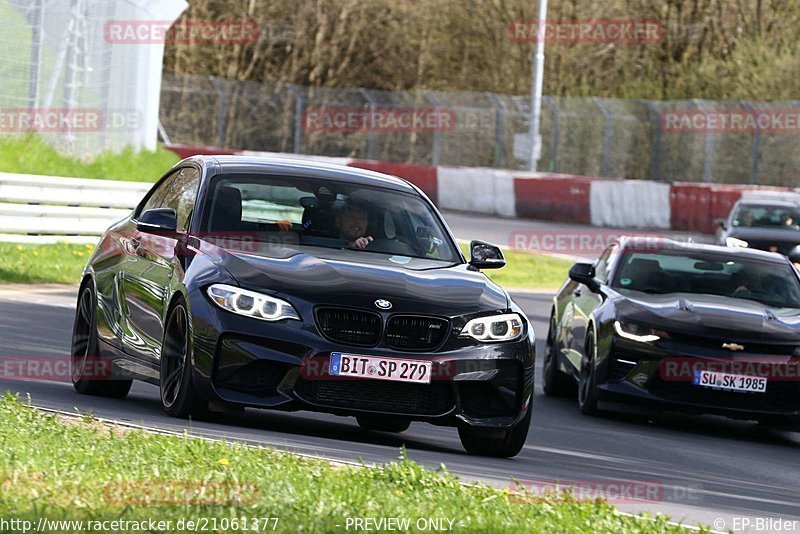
0;242;91;284
0;395;688;533
460;243;572;291
0;136;179;182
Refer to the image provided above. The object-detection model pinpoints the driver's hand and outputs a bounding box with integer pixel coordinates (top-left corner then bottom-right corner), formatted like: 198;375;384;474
276;220;292;232
351;236;373;249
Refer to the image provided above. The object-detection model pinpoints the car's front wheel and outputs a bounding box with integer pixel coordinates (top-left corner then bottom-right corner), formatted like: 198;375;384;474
542;311;573;397
160;299;208;419
458;401;532;457
71;283;132;398
578;329;600;415
356;415;411;433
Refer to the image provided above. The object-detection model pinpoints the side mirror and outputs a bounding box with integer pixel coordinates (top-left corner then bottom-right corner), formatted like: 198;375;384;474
469;240;505;269
136;208;178;235
569;262;600;292
715;218;727;230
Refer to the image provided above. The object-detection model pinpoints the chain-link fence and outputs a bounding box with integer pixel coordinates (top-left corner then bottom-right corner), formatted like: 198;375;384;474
0;0;184;156
161;74;800;187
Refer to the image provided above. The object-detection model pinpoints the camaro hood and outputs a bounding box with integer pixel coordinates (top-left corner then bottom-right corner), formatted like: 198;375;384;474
616;291;800;343
211;245;508;315
727;227;800;254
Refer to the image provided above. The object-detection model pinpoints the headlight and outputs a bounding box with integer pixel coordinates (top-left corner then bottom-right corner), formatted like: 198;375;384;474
613;321;662;343
461;313;523;342
726;237;749;248
207;284;300;322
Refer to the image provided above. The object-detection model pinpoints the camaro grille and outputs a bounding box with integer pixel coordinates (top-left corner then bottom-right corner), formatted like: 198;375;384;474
316;308;382;346
385;315;449;351
295;379;455;416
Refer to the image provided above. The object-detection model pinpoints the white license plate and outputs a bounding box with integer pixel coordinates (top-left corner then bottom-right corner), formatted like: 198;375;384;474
693;370;767;393
328;353;432;384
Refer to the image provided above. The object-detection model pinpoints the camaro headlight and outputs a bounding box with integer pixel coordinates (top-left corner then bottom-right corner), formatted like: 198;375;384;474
461;313;523;342
725;236;749;248
207;284;300;321
613;321;662;343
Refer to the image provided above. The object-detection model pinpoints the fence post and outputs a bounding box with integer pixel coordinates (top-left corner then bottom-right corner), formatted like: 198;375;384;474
27;0;44;110
739;101;760;185
484;92;505;168
642;100;662;182
209;77;229;147
287;84;304;154
693;99;715;182
424;91;441;166
360;88;377;160
542;96;559;172
593;97;613;177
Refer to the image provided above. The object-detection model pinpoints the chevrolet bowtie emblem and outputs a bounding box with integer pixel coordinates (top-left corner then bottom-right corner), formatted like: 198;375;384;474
722;342;745;351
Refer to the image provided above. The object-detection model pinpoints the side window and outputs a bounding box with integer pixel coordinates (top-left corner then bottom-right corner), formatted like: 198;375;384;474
139;169;182;216
594;244;618;283
161;168;200;231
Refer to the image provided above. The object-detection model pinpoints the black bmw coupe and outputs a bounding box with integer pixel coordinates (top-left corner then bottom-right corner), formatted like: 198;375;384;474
70;155;535;457
544;237;800;428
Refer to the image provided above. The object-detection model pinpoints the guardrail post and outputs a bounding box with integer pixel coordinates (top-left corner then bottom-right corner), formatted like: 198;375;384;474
593;97;613;177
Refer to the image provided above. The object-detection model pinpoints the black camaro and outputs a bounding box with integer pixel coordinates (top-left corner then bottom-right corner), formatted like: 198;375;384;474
70;155;535;457
544;237;800;428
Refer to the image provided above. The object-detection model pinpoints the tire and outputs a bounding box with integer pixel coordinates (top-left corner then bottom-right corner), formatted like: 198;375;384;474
578;329;600;416
71;284;132;398
458;401;532;458
159;299;208;419
542;312;573;397
356;415;411;433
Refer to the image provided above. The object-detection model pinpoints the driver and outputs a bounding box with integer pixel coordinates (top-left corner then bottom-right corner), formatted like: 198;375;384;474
336;200;373;249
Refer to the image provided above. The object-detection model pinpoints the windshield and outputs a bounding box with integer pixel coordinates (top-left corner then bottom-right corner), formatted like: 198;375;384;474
200;173;461;263
733;204;800;230
611;249;800;309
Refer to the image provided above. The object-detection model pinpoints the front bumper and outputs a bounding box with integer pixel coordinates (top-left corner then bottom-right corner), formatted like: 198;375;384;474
596;335;800;424
187;289;535;429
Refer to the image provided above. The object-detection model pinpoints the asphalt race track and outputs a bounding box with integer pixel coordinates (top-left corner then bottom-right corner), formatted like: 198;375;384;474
1;215;798;532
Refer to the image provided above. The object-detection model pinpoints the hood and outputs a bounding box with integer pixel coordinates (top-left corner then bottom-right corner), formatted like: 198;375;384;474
210;244;508;315
616;291;800;343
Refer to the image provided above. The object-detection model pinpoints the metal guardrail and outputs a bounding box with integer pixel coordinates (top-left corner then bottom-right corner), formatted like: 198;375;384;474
0;173;148;244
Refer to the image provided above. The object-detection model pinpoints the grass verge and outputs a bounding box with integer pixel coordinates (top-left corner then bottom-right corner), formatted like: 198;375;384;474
0;136;179;182
0;395;685;533
460;243;572;291
0;243;91;284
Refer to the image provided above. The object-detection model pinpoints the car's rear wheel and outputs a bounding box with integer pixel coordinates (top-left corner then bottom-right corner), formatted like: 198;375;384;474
578;330;600;415
458;401;532;458
542;312;573;397
160;299;208;419
71;284;132;398
356;415;411;433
